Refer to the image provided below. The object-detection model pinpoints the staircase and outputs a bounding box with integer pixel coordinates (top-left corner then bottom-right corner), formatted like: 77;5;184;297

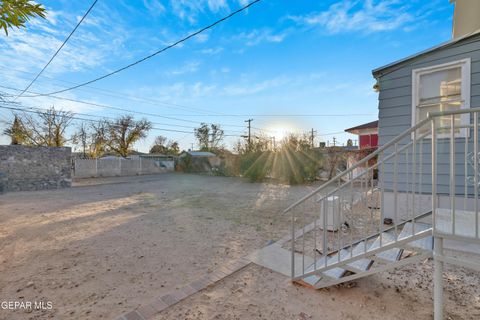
298;219;433;289
282;108;480;320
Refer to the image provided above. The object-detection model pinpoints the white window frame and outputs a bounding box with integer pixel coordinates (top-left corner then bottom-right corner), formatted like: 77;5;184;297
411;58;471;138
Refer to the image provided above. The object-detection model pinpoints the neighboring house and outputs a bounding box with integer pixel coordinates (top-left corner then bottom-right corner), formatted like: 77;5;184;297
345;120;379;149
344;120;379;180
180;151;217;158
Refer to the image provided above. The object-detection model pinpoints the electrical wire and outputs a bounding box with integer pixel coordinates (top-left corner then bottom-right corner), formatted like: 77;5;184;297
2;67;377;119
0;85;251;130
24;0;263;98
317;130;347;136
14;0;99;100
0;66;226;116
0;101;245;135
0;104;203;135
164;114;377;117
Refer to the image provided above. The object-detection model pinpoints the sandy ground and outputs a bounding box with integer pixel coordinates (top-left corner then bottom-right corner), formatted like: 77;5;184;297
158;257;480;320
0;173;479;319
0;173;318;319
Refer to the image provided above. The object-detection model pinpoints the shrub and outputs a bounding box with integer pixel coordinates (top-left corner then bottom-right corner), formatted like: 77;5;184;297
240;151;273;182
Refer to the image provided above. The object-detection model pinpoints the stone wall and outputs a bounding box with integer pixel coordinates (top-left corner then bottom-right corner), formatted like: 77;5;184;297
0;145;72;192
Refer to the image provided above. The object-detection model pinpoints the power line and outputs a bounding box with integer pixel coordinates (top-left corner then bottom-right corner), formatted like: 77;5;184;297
318;130;346;137
0;66;226;116
0;104;225;135
0;101;245;135
25;0;263;98
1;67;377;119
163;114;376;117
14;0;99;100
0;104;191;133
0;85;251;130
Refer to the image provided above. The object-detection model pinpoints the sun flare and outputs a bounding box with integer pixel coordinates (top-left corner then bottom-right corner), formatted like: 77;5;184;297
266;123;298;142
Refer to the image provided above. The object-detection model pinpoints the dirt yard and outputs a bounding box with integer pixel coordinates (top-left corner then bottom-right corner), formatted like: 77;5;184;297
0;173;479;319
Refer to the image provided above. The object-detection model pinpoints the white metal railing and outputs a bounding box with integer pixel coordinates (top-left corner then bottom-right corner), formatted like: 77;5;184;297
284;108;480;280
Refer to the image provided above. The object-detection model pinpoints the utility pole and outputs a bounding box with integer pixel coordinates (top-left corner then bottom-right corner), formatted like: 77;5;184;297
243;119;253;151
310;128;317;148
271;136;276;151
332;137;337;147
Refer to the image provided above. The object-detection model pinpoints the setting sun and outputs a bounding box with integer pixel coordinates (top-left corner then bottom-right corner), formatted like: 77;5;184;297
265;122;299;142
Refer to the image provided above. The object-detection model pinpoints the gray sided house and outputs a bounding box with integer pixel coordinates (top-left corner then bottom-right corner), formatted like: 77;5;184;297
373;30;480;219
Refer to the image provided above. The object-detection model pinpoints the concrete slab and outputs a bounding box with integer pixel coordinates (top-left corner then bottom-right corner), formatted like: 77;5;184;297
444;239;480;255
435;209;480;254
247;244;313;277
436;208;480;238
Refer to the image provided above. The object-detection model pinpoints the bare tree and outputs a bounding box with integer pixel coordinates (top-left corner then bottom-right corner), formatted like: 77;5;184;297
72;122;89;157
326;146;344;179
280;133;311;152
234;134;271;154
3;115;27;145
89;120;108;158
194;123;224;151
150;135;180;155
168;141;180;155
5;106;74;146
150;135;168;154
105;115;152;157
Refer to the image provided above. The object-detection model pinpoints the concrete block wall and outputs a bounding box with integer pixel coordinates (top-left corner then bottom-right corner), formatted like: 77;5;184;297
0;145;72;192
74;158;173;178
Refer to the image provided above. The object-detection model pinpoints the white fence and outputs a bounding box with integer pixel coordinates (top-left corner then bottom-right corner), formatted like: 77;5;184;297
74;158;174;178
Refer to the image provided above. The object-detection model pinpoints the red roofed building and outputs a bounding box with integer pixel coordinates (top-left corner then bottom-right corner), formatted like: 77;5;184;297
345;120;378;150
344;120;379;181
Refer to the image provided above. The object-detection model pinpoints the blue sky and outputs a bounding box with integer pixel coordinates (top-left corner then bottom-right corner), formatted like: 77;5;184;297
0;0;455;151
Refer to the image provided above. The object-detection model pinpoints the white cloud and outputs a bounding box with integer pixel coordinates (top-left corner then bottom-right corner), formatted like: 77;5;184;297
192;82;217;96
223;76;291;96
207;0;229;12
194;33;210;43
288;0;413;34
169;0;232;23
236;28;288;46
200;47;223;55
167;61;200;75
0;7;130;92
143;0;166;14
170;0;204;24
130;81;218;101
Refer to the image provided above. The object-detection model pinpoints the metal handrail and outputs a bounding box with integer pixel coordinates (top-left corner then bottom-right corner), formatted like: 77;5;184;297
283;107;480;215
285;106;478;320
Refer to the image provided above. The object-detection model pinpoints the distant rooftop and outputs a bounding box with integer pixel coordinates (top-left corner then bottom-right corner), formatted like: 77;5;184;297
345;120;378;133
183;151;216;157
